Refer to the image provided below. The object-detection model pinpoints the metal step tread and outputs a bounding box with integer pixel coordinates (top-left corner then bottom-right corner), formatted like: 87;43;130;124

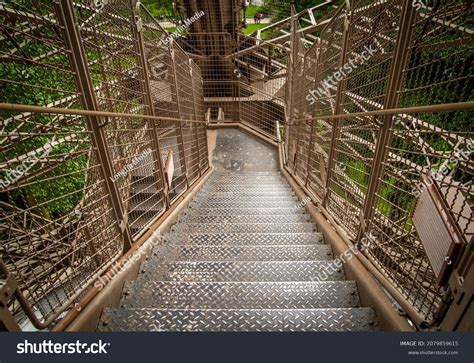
194;195;298;203
99;308;378;332
198;188;296;198
121;281;360;309
163;233;325;245
185;208;306;216
149;244;332;261
209;174;284;179
131;182;159;195
129;197;164;212
140;261;345;282
198;184;293;191
179;214;310;224
204;183;290;190
190;200;300;208
171;223;316;234
200;186;295;193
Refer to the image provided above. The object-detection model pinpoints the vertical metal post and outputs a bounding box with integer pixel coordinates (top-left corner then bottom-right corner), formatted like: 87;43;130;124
189;59;202;177
132;1;170;208
322;7;351;208
305;119;315;187
307;39;322;188
169;39;189;188
237;34;242;122
293;59;306;176
284;4;297;163
57;0;132;251
355;2;416;244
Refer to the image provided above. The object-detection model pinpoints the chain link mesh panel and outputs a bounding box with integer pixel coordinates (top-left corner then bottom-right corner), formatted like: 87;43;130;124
1;0;208;328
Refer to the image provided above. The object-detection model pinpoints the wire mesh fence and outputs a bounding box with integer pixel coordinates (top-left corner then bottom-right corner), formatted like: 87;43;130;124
285;0;473;325
0;0;208;328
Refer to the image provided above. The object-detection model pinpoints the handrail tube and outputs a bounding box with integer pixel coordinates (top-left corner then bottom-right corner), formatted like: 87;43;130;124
292;101;474;122
0;103;208;124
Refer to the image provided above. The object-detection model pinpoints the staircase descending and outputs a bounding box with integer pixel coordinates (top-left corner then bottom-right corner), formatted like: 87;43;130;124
99;129;377;331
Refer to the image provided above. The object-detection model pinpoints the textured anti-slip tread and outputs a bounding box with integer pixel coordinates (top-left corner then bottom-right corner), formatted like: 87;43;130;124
205;180;289;186
180;214;310;224
198;188;296;198
209;174;285;180
142;261;345;282
129;198;164;212
208;176;286;181
198;190;296;198
99;130;378;333
131;182;158;195
121;281;360;309
151;244;332;261
164;232;325;245
99;308;377;332
185;208;306;216
190;200;300;208
166;233;324;246
194;195;298;203
171;222;316;234
202;185;292;191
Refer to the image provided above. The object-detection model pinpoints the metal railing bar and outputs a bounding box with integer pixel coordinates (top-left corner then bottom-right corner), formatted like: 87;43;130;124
0;103;209;125
293;101;474;123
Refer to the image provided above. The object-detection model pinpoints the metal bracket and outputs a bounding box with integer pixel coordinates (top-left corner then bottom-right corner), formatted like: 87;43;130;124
120;213;129;234
0;275;17;305
0;275;21;331
136;18;143;32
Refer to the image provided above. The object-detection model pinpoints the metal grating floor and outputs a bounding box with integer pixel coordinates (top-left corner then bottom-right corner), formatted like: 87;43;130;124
99;129;378;332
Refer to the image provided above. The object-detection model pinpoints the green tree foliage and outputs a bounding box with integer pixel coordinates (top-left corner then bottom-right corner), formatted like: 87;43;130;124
140;0;174;18
0;0;87;220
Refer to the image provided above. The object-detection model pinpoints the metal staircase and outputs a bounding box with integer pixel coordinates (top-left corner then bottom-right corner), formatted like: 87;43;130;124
98;129;377;332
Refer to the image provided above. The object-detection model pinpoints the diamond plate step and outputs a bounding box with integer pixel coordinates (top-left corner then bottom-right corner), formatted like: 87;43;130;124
199;189;296;197
209;173;285;180
206;178;288;185
194;195;298;203
131;182;159;195
97;129;379;333
163;232;325;245
141;261;345;282
179;214;310;224
202;185;292;192
171;223;316;234
204;179;289;185
129;198;164;213
186;208;306;216
211;171;283;175
121;281;360;309
99;308;377;332
190;200;300;208
151;244;332;261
